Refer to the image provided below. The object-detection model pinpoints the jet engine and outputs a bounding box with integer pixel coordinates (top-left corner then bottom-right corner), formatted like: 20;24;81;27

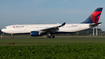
31;31;40;36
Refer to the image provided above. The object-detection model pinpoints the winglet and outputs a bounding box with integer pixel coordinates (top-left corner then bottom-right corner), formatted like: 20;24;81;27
59;22;66;27
61;22;66;26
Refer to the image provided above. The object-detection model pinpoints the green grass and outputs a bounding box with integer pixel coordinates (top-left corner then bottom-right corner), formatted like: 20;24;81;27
0;44;105;59
0;35;105;45
1;39;105;45
0;36;105;59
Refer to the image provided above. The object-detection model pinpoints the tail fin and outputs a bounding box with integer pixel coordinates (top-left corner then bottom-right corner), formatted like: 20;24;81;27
82;8;103;23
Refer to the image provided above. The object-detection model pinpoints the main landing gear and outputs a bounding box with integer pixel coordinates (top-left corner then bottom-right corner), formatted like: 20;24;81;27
11;34;14;38
47;32;55;38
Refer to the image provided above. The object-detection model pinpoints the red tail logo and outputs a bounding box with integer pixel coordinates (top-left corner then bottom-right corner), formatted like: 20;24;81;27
82;8;103;23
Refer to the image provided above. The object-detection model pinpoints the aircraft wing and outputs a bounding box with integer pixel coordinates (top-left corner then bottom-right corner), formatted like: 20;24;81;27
41;22;66;32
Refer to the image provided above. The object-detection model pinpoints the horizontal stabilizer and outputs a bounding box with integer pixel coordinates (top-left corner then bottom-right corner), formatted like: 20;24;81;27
89;22;102;27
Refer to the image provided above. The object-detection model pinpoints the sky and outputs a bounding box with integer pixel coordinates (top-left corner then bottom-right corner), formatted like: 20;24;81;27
0;0;105;31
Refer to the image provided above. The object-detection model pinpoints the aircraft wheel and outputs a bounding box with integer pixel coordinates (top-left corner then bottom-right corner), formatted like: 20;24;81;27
47;36;51;38
52;36;55;38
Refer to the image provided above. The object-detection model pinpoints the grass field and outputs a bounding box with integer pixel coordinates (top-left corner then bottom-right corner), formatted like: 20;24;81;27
1;44;105;59
0;35;105;59
0;35;105;45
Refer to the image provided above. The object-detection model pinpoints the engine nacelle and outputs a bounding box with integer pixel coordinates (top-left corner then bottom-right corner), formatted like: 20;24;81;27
31;31;40;36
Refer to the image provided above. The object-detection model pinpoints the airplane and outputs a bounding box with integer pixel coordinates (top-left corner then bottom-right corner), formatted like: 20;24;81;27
1;8;103;38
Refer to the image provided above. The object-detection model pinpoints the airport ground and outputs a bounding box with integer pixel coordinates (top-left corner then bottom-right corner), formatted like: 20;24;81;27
0;35;105;45
0;35;105;59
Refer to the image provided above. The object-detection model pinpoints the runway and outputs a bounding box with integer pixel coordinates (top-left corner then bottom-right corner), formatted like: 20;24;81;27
0;36;105;45
1;35;105;39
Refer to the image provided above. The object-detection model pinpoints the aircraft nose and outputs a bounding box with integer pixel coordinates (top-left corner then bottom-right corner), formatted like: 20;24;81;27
1;29;4;32
1;29;5;32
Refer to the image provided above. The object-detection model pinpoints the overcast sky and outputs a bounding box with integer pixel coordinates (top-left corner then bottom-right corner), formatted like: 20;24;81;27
0;0;105;31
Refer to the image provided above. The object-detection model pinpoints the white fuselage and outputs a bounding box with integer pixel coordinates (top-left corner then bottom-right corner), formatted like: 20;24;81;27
1;23;90;34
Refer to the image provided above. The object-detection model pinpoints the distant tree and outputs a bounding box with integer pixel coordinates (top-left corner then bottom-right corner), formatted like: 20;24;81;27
76;28;103;36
